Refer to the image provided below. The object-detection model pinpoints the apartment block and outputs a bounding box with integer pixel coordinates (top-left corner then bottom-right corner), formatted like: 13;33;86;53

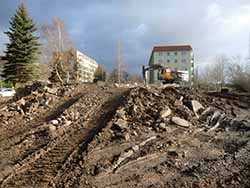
74;50;98;83
148;45;194;85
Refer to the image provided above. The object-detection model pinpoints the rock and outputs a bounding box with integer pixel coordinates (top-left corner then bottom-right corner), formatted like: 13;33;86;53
132;145;139;151
57;126;66;136
209;111;222;126
172;117;191;128
159;107;172;118
113;119;128;130
159;123;167;130
18;98;26;106
49;124;57;132
51;119;59;125
46;87;58;94
191;100;204;117
117;108;126;119
65;120;72;126
133;131;138;136
139;136;157;147
125;133;130;140
174;99;183;106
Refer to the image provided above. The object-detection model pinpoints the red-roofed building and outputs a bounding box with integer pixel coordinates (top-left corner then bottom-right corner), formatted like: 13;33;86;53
148;45;194;85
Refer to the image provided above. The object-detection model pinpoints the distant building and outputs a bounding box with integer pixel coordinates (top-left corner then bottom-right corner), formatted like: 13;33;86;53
74;50;98;83
51;50;98;83
148;45;194;84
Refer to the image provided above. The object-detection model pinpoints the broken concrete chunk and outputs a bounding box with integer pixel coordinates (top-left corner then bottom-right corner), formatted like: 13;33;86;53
132;145;139;151
139;136;157;147
171;116;191;127
159;123;167;130
49;124;57;132
116;108;126;119
51;119;59;126
191;100;204;116
113;119;128;130
159;106;172;118
174;100;183;106
125;133;130;141
209;111;222;126
65;120;72;126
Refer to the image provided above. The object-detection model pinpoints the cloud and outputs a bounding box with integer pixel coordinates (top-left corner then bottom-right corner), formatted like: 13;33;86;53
0;31;8;55
0;0;250;72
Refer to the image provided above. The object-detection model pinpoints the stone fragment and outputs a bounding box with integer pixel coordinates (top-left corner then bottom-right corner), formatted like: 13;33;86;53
49;124;57;132
132;145;139;151
51;119;59;125
117;108;126;119
159;123;167;130
191;100;204;117
114;119;128;130
171;116;191;128
65;120;72;126
159;106;172;118
174;100;183;106
125;133;130;140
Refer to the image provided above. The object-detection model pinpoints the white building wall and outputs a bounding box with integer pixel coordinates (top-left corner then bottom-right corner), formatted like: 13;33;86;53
75;51;98;83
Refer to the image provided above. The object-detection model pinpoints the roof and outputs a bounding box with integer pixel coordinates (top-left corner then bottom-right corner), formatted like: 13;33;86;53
153;45;193;52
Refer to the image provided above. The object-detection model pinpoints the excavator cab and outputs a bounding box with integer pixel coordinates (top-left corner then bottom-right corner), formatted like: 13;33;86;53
158;67;182;84
143;64;185;85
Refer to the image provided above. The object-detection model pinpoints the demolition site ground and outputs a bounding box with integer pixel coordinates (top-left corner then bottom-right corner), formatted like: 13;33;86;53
0;83;250;188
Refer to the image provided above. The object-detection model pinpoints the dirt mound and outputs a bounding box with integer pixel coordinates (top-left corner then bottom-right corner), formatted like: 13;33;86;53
0;85;250;188
79;86;250;188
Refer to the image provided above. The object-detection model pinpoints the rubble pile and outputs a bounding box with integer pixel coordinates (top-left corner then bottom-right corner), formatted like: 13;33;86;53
0;82;75;123
80;86;250;188
0;85;250;188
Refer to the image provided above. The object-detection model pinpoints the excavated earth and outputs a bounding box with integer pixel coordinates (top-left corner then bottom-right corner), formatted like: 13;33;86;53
0;83;250;188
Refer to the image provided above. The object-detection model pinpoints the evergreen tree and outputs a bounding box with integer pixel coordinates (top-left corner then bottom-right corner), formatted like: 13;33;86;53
3;2;40;87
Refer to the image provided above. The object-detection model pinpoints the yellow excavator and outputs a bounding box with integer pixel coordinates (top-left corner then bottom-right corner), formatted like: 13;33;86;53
142;64;185;84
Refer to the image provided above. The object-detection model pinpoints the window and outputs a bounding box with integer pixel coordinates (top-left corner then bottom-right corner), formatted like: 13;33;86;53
158;59;163;64
175;59;178;63
175;52;178;56
167;52;170;56
159;52;163;56
182;51;187;56
182;59;187;63
167;59;170;63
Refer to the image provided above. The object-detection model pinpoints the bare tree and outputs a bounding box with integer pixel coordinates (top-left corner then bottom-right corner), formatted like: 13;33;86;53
228;55;250;92
211;55;227;88
39;17;75;84
127;73;143;83
116;40;127;84
198;55;228;90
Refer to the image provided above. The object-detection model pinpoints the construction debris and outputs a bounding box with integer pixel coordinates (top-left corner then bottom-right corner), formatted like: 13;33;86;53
171;116;191;127
0;84;250;188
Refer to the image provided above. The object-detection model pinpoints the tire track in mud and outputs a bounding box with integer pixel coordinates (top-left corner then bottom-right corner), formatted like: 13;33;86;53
0;89;129;188
0;93;85;184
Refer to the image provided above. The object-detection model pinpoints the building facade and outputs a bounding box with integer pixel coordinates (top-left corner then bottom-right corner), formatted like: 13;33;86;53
73;50;98;83
52;50;98;83
148;45;194;85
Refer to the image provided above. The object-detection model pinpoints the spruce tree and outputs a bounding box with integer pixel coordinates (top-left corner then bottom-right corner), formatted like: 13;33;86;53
3;2;40;87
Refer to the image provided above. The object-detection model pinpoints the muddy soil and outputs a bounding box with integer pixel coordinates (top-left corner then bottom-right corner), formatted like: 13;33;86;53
0;84;250;188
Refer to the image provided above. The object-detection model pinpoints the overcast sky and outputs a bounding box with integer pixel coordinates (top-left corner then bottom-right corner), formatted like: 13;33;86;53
1;0;250;72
